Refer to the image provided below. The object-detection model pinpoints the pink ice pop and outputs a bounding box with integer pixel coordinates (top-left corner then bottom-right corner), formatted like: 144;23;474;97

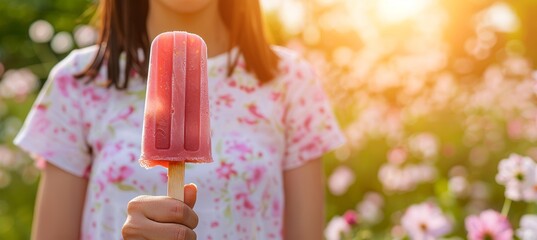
139;32;212;199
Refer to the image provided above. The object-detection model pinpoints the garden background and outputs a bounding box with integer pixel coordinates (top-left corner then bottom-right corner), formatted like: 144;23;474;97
1;0;537;239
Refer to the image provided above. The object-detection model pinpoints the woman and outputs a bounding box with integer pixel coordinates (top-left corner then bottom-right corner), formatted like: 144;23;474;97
15;0;345;239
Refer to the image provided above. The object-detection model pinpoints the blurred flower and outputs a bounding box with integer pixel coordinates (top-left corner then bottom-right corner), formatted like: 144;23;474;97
29;20;54;43
449;165;468;177
328;166;355;196
74;25;98;47
408;133;438;160
465;210;513;240
379;163;436;192
343;210;359;226
495;154;537;201
449;176;469;198
0;68;38;101
324;216;351;240
387;147;407;165
517;215;537;240
357;192;384;224
507;118;524;140
520;169;537;201
401;202;452;240
378;163;414;192
51;32;74;54
391;225;406;240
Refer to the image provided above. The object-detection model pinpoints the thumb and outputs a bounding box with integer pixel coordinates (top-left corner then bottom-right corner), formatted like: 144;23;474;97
184;183;197;209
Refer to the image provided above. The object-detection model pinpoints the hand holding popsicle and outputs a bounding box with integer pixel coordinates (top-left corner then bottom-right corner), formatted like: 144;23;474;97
139;32;212;200
122;184;198;240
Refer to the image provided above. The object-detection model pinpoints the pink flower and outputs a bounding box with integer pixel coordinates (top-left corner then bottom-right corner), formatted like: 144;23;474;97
324;216;351;240
517;214;537;240
388;147;407;165
245;165;265;190
495;154;537;201
465;210;513;240
216;161;237;180
328;166;355;196
521;169;537;201
401;202;452;240
105;165;133;183
357;192;384;224
343;210;359;226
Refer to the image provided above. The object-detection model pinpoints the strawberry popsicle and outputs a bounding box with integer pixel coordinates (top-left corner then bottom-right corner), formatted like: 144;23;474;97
140;31;212;200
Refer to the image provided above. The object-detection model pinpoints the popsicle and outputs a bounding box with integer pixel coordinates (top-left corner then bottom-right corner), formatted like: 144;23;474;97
140;31;212;200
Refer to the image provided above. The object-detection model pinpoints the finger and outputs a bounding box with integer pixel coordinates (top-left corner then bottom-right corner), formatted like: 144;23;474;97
128;196;199;229
184;183;197;209
144;220;197;240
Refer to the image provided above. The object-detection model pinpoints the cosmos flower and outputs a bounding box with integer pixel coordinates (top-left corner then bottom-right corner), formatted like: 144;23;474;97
324;216;351;240
401;202;452;240
343;210;359;226
465;210;513;240
495;154;537;201
517;215;537;240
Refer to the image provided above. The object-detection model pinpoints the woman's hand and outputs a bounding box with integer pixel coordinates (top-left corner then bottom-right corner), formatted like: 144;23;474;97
122;184;199;240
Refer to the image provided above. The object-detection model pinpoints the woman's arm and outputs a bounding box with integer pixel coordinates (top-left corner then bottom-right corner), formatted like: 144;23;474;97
32;163;88;240
284;158;324;240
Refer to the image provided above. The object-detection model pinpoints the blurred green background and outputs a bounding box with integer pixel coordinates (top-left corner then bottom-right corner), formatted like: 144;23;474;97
2;0;537;239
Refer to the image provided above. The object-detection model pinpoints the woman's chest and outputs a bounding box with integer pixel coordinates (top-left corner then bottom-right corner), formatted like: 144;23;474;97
82;78;288;197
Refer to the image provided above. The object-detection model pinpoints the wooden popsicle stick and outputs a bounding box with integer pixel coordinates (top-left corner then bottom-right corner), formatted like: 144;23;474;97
167;161;185;201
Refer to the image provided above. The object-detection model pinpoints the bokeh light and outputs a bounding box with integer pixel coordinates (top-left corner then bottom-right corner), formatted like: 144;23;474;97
260;0;282;12
482;2;519;33
0;69;38;100
278;0;306;35
50;31;74;54
376;0;432;23
28;20;54;43
73;25;97;47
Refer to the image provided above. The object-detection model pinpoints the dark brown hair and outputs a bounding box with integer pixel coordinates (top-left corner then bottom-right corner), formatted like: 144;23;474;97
76;0;279;89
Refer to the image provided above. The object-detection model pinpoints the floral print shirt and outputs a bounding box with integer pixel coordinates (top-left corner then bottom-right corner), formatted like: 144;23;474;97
14;45;345;240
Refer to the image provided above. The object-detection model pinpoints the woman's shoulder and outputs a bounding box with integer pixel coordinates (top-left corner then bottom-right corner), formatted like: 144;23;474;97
51;45;100;77
271;46;317;83
272;46;303;65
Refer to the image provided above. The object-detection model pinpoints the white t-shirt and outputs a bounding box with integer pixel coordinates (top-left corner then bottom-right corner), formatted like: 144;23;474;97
15;45;345;240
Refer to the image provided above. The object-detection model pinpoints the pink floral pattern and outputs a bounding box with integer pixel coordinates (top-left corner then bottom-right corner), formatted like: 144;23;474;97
14;46;345;239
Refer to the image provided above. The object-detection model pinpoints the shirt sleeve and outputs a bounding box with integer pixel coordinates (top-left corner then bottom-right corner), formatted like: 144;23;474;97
14;50;91;177
282;57;346;170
